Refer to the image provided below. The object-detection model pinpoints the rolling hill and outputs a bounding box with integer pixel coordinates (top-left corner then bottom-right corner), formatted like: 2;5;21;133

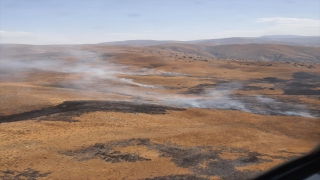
153;43;320;62
100;35;320;47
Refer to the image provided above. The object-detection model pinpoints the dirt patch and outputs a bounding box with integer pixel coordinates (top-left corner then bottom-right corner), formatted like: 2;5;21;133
0;101;185;123
62;138;290;180
0;168;51;180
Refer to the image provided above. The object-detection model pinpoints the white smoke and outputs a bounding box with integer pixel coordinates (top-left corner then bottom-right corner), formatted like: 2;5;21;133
0;46;315;118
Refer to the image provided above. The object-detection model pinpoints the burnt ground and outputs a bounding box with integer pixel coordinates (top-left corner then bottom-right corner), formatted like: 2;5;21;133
181;79;232;94
62;138;301;180
176;71;320;117
63;142;151;163
41;83;84;90
241;86;266;91
182;83;267;94
0;101;185;123
230;95;320;117
256;72;320;95
182;72;320;96
176;94;319;117
100;151;151;163
0;168;51;180
182;84;216;94
144;174;209;180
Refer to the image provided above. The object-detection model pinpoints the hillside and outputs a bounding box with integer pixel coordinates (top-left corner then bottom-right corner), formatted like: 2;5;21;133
100;40;181;46
153;44;320;62
0;43;320;179
194;36;320;46
99;36;320;47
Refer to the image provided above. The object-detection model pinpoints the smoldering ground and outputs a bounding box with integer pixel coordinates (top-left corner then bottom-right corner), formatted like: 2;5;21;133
61;138;302;180
0;46;317;118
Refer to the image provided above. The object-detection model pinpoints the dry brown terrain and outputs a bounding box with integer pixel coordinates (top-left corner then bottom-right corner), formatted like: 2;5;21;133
153;44;320;62
0;44;319;180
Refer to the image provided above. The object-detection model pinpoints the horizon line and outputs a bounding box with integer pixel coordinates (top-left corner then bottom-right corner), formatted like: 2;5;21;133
0;35;319;46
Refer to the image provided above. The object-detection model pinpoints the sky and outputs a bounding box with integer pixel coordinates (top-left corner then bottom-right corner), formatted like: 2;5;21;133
0;0;319;44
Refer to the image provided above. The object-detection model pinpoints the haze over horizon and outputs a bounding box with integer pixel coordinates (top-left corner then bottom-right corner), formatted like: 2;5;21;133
1;0;319;44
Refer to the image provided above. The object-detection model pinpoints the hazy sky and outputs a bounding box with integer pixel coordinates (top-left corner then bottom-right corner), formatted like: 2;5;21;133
1;0;319;44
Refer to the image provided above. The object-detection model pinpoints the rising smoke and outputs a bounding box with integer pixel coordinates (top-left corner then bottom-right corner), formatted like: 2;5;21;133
0;46;315;118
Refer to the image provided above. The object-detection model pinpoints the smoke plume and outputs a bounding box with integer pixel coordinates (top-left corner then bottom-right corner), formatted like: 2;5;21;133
0;46;316;118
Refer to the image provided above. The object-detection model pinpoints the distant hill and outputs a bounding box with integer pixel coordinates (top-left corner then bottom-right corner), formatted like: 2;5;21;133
195;36;320;46
192;37;270;45
2;40;319;63
258;35;320;46
100;40;182;46
153;43;320;62
100;36;320;47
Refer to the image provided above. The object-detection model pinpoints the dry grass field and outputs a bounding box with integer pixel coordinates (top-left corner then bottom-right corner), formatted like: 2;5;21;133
0;44;319;180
